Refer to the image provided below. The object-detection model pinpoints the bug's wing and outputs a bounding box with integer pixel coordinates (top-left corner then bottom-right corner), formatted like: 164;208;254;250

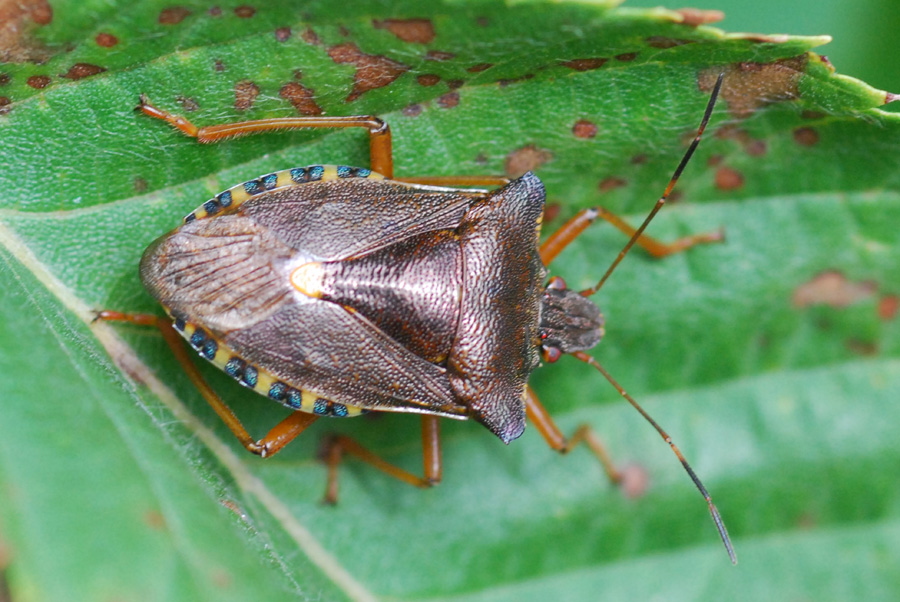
140;214;294;333
241;178;474;261
448;172;547;443
141;210;464;416
224;300;462;415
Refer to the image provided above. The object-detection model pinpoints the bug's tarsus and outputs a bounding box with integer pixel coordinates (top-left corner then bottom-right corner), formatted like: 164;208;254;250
580;72;725;298
570;350;737;565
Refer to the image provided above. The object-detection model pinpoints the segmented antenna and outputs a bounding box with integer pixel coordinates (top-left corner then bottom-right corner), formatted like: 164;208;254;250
580;73;725;298
577;73;736;564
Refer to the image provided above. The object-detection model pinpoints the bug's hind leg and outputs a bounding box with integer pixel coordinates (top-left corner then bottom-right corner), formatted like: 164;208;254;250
95;311;319;457
321;415;442;504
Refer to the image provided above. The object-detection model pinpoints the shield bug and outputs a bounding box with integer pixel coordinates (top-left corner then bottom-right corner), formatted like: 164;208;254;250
100;74;734;562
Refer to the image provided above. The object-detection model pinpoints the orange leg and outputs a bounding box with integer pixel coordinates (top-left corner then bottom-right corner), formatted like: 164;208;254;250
137;95;395;178
95;311;319;457
322;415;442;504
539;206;723;266
524;387;622;485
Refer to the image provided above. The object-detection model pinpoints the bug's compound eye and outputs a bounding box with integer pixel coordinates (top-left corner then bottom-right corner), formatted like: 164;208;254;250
542;345;563;363
546;276;568;291
291;262;326;298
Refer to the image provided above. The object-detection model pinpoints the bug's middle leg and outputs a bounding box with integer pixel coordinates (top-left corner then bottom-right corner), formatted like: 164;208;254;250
96;311;320;457
322;415;442;504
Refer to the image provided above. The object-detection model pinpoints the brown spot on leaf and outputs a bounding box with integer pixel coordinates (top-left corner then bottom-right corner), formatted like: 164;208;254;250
437;91;459;108
402;103;422;117
878;295;899;320
447;79;463;90
208;6;222;16
846;339;878;356
417;73;441;86
426;50;455;61
801;110;826;120
158;7;191;24
793;127;819;146
699;57;806;118
560;57;607;72
144;510;166;530
498;73;534;87
234;5;255;18
60;63;106;80
598;176;627;193
676;8;724;26
631;154;647;165
95;32;118;47
0;73;9;86
327;42;409;102
0;96;10;115
615;52;638;62
745;139;767;156
707;154;723;167
26;74;50;89
714;166;744;190
792;271;877;308
275;27;291;42
213;59;225;72
280;82;322;115
133;176;148;193
505;144;552;178
0;0;54;62
572;119;597;139
715;124;766;156
645;36;693;49
301;27;320;45
373;18;435;44
467;62;492;73
234;80;259;111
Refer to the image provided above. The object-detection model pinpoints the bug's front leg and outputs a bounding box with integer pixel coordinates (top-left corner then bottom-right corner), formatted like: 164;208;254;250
95;311;319;457
321;415;442;504
524;386;625;486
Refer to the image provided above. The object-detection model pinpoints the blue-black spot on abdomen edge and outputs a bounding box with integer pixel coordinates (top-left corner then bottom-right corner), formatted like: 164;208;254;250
225;357;246;379
268;381;287;402
244;179;263;195
241;365;258;388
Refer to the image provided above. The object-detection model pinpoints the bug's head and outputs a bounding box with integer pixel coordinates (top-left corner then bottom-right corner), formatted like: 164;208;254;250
538;276;605;363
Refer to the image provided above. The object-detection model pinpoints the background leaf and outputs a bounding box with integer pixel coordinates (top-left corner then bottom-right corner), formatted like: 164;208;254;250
1;1;898;601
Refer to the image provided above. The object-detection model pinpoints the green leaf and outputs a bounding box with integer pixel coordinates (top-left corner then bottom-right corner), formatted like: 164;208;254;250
1;1;898;601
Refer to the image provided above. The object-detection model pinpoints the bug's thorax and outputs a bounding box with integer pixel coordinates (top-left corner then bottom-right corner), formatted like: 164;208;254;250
538;276;605;363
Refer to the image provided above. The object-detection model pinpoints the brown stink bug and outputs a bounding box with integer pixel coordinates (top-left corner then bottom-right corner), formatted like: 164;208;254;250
100;74;735;562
